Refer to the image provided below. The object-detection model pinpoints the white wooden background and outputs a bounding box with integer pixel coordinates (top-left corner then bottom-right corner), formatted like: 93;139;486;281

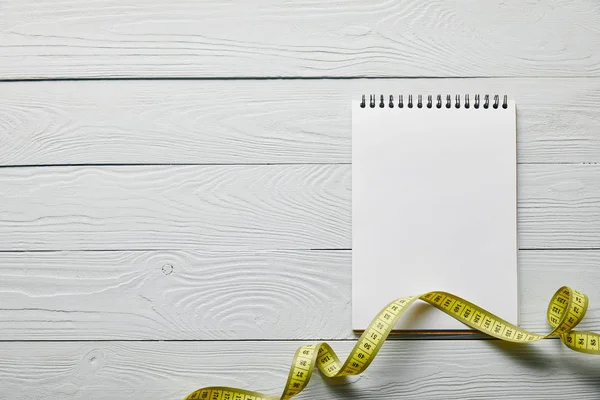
2;1;600;399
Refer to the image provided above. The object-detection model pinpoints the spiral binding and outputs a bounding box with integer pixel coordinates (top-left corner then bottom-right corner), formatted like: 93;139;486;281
360;94;509;110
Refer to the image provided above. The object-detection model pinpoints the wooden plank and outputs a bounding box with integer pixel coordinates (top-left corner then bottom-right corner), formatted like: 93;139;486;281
0;164;599;251
0;164;349;251
2;78;600;165
0;164;596;251
0;250;350;340
3;0;600;79
0;249;598;340
518;164;600;248
1;340;599;399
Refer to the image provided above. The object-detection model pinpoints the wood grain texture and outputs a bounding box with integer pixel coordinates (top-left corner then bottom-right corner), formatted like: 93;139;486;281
2;78;600;165
0;249;598;340
1;340;599;399
518;164;600;248
0;164;350;251
0;164;599;251
3;1;600;398
0;250;350;340
2;0;600;79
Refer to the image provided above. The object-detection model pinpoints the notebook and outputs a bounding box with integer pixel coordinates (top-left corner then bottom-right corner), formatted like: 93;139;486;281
352;94;517;332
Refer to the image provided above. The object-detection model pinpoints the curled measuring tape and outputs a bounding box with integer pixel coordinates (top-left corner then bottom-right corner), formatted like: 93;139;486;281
184;286;599;400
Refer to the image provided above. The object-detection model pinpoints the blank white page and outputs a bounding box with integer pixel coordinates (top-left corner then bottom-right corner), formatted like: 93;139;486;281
352;96;517;331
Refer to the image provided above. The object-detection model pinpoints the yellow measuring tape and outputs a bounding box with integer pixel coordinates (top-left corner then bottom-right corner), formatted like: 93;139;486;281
184;286;599;400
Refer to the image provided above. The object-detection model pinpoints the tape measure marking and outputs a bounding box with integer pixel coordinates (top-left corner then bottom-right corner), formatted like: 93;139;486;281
184;286;599;400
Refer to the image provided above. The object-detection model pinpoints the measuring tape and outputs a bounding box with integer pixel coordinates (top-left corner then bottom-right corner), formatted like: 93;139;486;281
184;286;599;400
